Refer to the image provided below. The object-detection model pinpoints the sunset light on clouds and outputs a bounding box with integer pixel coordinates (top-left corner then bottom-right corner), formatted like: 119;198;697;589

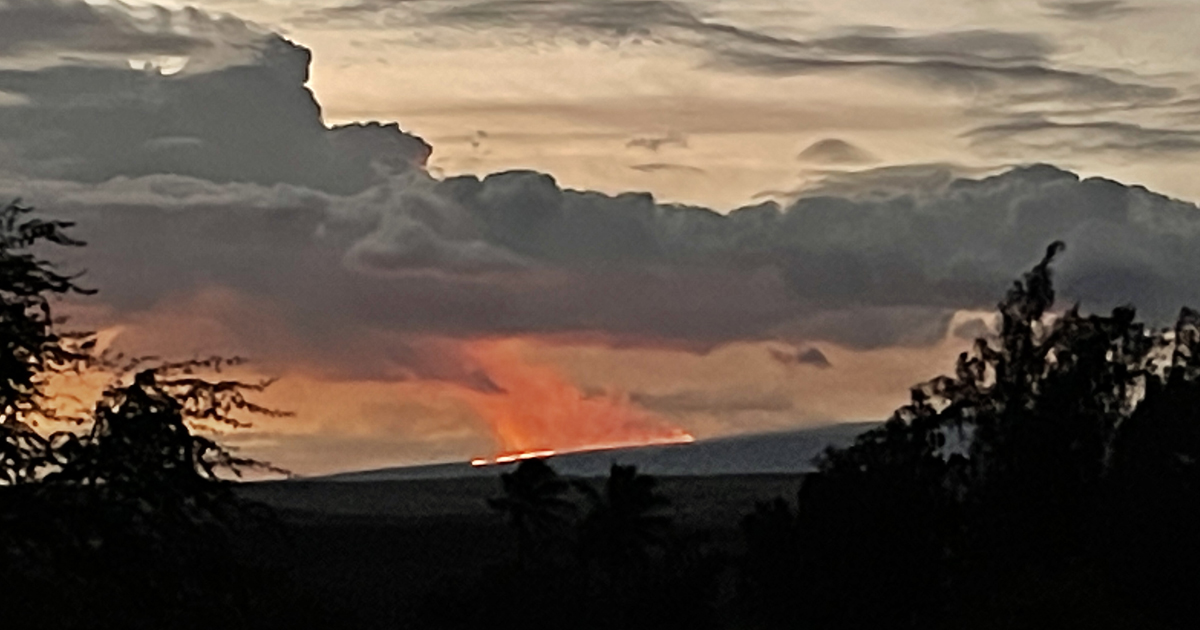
6;0;1200;474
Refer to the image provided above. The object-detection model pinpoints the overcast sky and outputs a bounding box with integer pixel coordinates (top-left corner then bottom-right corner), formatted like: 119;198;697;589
4;0;1200;473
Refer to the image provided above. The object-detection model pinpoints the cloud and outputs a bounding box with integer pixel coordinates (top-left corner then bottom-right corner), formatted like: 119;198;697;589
0;0;270;71
952;317;995;341
626;130;688;151
308;0;1200;173
797;138;877;165
0;2;429;193
765;162;1004;202
26;158;1200;361
797;347;831;367
9;1;1200;382
1040;1;1138;20
629;163;706;174
305;0;1175;114
631;389;795;414
717;46;1174;110
964;118;1200;159
769;346;832;369
0;0;197;57
301;0;1195;168
313;0;1053;70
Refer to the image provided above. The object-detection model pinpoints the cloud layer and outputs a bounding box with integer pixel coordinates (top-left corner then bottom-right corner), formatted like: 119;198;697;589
6;2;1200;362
6;0;1200;470
296;0;1200;173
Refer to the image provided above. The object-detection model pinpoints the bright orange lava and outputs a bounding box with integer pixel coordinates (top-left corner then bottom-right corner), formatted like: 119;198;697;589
460;340;693;463
470;449;558;467
468;433;697;467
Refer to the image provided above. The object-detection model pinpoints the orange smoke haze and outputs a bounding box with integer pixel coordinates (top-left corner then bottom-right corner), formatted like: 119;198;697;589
460;340;693;462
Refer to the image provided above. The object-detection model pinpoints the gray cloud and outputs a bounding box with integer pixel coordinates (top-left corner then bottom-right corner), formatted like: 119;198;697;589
797;138;877;165
629;163;706;174
306;1;1172;109
311;0;1053;71
952;317;994;341
798;348;831;367
627;130;688;151
964;118;1200;159
0;0;206;59
717;48;1174;110
1040;1;1138;20
769;346;832;369
762;162;1003;203
0;0;275;72
0;1;429;193
29;159;1200;356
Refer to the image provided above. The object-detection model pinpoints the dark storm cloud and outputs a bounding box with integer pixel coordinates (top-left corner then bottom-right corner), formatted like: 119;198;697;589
9;1;1200;385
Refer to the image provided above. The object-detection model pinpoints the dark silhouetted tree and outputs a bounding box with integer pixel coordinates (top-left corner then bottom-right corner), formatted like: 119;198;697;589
488;457;575;569
0;200;93;484
0;202;308;629
739;497;800;622
744;241;1200;629
574;464;672;574
468;461;720;630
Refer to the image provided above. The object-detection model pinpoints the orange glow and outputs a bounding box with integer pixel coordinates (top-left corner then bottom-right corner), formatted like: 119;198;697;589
471;449;558;467
461;339;693;461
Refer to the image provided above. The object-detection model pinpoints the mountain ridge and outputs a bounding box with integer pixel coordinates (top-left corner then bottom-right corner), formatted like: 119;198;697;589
311;421;880;482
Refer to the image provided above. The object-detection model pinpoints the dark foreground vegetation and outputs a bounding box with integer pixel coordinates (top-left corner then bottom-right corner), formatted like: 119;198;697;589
416;241;1200;630
0;202;341;628
4;201;1200;629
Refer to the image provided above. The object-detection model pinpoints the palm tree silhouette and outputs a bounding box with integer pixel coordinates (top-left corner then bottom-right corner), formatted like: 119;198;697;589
488;458;575;569
574;464;672;572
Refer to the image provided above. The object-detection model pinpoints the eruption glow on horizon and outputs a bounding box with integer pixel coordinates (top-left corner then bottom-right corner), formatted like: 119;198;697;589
461;340;693;464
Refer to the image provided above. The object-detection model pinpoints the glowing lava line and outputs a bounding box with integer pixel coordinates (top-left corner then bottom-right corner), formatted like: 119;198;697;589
468;432;695;467
471;449;557;467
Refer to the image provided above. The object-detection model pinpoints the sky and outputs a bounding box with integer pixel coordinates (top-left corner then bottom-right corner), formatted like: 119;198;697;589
4;0;1200;474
